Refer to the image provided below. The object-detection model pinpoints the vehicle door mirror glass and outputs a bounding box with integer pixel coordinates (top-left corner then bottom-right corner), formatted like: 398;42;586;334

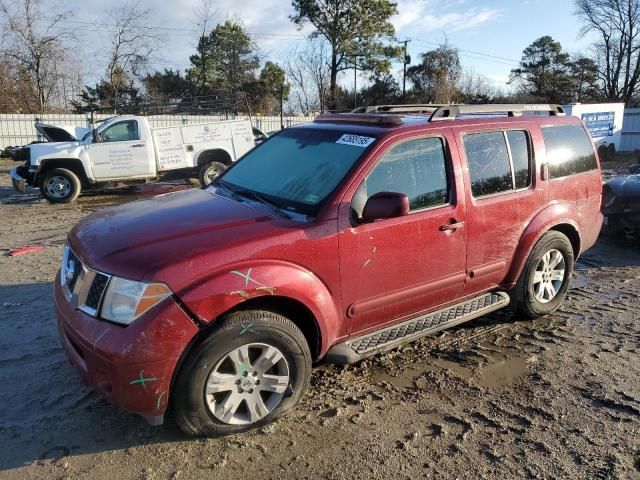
362;192;410;222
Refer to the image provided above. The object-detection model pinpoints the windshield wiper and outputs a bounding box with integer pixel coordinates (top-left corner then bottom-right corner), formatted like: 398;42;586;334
214;181;293;219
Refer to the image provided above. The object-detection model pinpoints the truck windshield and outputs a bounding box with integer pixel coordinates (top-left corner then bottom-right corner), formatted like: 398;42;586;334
217;128;378;217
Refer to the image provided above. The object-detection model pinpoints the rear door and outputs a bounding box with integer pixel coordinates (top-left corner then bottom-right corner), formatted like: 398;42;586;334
338;130;467;336
453;122;545;295
89;119;155;180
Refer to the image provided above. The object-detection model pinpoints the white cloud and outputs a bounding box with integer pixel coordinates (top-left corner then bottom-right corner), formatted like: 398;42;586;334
392;0;500;33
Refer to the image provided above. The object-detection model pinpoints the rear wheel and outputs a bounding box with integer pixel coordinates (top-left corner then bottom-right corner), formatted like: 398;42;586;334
198;161;227;187
39;168;81;203
512;231;574;319
173;310;312;436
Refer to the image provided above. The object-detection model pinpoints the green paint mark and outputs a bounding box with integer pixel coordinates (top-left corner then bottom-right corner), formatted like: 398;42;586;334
156;391;166;410
129;370;159;390
240;323;255;335
238;364;249;374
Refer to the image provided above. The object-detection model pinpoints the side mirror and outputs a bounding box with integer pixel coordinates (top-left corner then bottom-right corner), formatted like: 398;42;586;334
362;192;410;222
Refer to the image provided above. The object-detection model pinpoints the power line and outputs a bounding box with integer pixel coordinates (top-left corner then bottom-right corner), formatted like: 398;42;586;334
64;19;307;40
410;38;520;66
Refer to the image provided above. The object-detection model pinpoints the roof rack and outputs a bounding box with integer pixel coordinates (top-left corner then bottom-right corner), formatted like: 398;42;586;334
314;113;403;126
430;104;565;121
352;104;450;114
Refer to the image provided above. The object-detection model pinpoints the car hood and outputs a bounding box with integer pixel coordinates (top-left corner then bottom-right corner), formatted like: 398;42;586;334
36;123;90;142
606;174;640;198
68;188;286;282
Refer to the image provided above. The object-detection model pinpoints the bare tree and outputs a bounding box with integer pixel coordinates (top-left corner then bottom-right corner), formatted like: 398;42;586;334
104;5;160;111
0;0;75;112
285;39;330;114
190;0;217;95
575;0;640;105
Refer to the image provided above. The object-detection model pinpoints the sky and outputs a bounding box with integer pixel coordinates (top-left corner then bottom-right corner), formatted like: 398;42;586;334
60;0;594;91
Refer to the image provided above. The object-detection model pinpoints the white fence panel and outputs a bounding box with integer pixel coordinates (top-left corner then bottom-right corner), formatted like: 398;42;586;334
621;109;640;152
0;114;316;149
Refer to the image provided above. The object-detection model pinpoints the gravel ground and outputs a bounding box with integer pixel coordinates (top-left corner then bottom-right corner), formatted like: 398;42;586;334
0;158;639;480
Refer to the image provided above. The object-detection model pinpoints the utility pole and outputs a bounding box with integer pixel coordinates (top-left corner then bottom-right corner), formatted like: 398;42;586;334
402;39;411;100
352;54;365;109
280;83;285;130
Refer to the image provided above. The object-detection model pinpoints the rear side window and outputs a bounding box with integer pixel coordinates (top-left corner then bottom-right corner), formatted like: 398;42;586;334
542;124;597;178
464;130;532;197
507;131;531;189
464;132;513;197
355;137;449;214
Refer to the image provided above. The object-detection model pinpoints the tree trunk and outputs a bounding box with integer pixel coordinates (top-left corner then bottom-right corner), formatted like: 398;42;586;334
329;49;338;111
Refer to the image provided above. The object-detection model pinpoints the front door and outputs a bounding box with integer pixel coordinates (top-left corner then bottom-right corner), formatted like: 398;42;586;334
89;119;155;180
338;132;467;336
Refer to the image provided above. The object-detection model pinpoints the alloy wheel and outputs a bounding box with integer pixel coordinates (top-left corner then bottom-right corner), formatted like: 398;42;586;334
204;343;290;425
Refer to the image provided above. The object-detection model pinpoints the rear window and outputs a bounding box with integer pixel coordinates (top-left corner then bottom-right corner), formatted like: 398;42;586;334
542;124;597;178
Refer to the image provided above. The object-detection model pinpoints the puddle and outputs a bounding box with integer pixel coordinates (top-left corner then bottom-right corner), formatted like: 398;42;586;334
475;356;528;388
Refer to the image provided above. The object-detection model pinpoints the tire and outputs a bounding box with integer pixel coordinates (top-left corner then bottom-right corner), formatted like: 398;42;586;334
198;161;227;187
39;168;81;203
173;310;312;437
511;231;575;319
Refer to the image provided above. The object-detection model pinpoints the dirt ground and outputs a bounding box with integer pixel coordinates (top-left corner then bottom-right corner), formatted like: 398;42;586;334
0;157;639;480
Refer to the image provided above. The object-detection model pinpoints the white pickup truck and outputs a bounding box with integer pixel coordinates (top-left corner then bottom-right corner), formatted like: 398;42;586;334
10;115;264;203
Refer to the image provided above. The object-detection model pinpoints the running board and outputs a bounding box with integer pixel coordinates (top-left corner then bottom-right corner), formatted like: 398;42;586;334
326;292;510;364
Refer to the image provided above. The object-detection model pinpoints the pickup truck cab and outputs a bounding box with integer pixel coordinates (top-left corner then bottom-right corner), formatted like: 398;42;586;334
11;115;256;202
54;104;603;436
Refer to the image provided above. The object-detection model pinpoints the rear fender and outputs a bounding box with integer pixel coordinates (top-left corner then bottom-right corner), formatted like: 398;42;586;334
504;202;581;286
177;261;340;356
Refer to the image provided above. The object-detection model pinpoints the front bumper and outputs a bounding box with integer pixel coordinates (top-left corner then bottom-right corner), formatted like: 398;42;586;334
54;273;199;424
10;167;27;193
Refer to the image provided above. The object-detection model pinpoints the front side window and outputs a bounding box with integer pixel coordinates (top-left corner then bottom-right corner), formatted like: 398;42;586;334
352;137;449;217
100;120;140;143
542;124;597;178
219;128;377;216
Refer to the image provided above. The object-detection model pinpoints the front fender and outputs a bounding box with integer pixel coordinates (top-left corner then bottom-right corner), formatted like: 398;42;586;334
177;260;341;356
504;202;581;286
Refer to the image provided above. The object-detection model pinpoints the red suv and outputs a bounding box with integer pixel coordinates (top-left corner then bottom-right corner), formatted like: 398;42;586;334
55;104;603;435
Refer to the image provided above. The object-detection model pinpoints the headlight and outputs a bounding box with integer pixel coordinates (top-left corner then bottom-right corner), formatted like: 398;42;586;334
101;276;172;325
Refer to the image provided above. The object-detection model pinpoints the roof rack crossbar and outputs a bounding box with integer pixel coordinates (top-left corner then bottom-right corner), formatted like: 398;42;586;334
353;104;450;114
314;113;403;126
430;104;565;121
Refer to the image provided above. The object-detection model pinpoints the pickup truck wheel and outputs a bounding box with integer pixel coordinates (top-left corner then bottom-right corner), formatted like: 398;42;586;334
173;310;311;437
39;168;81;203
199;161;227;187
512;231;574;319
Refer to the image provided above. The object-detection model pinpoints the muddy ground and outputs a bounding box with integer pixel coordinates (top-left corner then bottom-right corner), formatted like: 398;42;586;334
0;157;639;480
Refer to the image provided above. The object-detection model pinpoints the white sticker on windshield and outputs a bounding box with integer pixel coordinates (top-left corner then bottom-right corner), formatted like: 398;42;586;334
336;134;375;148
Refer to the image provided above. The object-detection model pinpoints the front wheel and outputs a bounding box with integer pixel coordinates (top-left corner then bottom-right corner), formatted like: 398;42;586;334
39;168;81;203
511;231;575;319
173;310;312;436
198;161;227;187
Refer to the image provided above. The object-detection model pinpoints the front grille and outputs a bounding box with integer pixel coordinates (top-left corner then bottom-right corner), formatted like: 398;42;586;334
61;245;111;317
85;273;109;310
65;250;82;292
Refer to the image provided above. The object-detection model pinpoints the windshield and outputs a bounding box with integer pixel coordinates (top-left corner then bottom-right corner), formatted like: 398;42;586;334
217;128;378;217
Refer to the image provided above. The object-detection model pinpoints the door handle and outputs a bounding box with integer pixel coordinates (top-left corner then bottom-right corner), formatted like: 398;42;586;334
131;144;146;148
439;220;465;232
